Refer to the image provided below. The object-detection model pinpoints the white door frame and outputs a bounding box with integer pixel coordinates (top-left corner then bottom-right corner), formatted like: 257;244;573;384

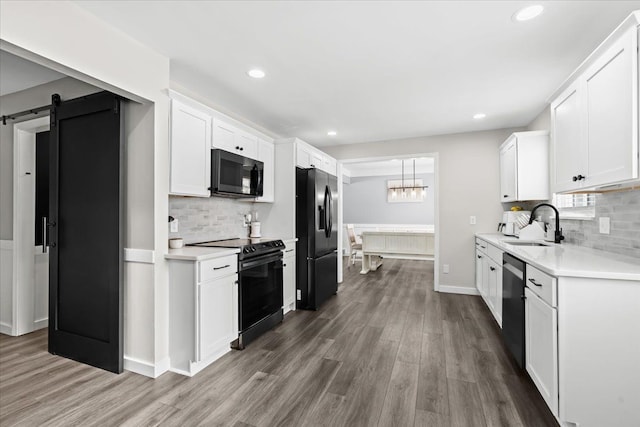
11;116;50;336
337;152;440;291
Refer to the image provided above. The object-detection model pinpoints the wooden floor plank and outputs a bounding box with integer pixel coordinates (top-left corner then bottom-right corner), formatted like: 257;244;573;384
416;333;449;415
377;360;420;427
447;379;488;427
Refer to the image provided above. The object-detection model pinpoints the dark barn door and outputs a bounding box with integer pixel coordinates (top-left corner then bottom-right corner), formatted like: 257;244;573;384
48;92;124;373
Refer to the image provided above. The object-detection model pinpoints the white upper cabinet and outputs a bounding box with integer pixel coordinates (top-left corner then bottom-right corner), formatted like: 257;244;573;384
550;21;639;193
255;138;275;203
551;82;584;193
295;139;337;176
500;137;517;201
499;131;549;202
212;118;258;160
583;28;638;188
169;99;211;197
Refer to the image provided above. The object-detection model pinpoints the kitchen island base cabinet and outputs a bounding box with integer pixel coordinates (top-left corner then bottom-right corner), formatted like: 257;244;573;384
168;256;239;377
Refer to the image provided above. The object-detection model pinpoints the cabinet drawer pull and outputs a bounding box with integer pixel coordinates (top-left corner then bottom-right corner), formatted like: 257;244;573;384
285;249;294;253
528;278;542;287
490;266;496;271
477;255;482;259
480;245;486;249
213;264;231;270
503;195;509;198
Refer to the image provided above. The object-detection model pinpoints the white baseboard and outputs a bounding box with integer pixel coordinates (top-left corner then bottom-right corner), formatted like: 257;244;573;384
380;254;434;261
124;355;170;378
0;321;13;335
438;285;479;295
124;248;155;264
33;318;48;330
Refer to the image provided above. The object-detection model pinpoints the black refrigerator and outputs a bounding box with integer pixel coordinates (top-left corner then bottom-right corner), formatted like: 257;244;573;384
296;167;338;310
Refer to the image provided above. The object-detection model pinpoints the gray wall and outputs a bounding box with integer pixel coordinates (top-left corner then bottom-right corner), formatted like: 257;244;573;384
0;77;100;240
343;173;434;224
169;196;255;243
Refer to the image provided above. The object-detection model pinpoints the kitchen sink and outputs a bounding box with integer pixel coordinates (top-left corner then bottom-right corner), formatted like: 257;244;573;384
506;241;550;247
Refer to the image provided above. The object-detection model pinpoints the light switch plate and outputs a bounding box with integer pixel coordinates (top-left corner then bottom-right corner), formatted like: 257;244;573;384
469;216;477;225
443;264;450;274
170;219;178;233
599;217;610;234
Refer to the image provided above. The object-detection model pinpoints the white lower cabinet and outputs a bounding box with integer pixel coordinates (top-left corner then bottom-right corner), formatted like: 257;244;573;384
282;242;296;314
525;287;558;417
475;238;502;327
486;258;502;326
198;274;238;361
168;254;238;376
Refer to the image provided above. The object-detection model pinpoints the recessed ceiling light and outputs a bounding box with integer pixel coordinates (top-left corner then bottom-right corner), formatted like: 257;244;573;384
473;113;487;120
247;69;265;79
513;5;544;22
327;130;337;136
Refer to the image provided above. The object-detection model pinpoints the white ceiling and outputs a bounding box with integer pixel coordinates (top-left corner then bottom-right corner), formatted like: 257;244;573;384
0;50;65;96
344;157;434;178
74;1;640;147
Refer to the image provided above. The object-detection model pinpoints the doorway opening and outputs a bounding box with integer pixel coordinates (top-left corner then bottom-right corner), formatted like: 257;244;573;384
337;153;440;291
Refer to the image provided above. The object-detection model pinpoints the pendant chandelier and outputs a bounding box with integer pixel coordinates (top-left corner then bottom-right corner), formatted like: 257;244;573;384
390;159;429;199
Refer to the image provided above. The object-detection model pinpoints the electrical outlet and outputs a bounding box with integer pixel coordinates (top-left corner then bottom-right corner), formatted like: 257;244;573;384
296;289;301;300
170;219;178;233
443;264;450;274
469;216;476;225
599;217;610;234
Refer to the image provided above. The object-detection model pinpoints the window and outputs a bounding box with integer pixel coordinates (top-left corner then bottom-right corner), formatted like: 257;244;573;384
553;193;596;219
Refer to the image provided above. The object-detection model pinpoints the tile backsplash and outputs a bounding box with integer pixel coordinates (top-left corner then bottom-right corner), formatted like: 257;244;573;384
559;188;640;259
169;196;253;243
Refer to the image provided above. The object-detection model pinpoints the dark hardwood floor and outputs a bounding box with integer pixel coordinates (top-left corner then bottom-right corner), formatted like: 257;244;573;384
0;258;557;426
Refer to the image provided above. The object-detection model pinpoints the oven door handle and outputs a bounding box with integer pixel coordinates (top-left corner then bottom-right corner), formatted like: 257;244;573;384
240;253;283;270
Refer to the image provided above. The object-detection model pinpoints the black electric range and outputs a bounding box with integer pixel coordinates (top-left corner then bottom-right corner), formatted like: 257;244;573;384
189;238;285;349
189;238;285;260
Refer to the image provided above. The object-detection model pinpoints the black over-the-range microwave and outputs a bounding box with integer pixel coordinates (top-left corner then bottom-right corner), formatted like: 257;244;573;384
210;149;264;198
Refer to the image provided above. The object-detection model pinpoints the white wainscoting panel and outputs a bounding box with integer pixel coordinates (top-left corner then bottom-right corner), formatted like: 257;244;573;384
124;248;155;264
0;240;14;334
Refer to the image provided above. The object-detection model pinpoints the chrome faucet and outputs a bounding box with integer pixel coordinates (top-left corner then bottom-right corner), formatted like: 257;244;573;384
528;203;565;244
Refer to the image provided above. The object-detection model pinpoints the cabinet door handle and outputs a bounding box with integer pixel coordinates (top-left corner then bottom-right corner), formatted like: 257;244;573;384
235;146;240;150
577;174;585;181
503;195;509;198
283;264;287;267
213;264;231;270
480;245;486;249
572;175;578;182
490;266;496;271
285;249;294;252
528;278;542;287
477;255;482;259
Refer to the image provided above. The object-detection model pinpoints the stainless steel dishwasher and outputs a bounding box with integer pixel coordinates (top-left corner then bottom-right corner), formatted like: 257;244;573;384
502;253;526;369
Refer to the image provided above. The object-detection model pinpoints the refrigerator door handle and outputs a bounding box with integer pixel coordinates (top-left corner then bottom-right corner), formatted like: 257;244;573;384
327;185;332;235
324;185;331;238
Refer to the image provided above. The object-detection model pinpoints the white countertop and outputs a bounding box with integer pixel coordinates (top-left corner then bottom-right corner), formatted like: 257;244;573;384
476;233;640;281
165;246;240;261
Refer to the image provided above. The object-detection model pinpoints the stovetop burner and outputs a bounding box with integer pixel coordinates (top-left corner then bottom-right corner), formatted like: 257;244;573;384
188;238;285;259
